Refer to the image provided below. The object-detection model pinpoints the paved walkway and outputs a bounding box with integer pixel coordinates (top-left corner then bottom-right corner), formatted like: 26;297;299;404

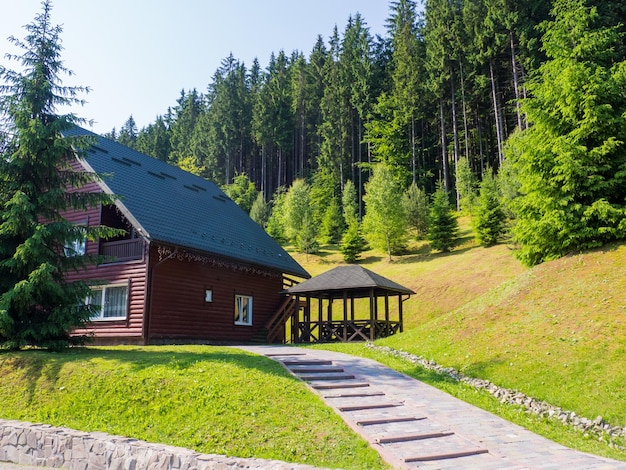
240;345;626;470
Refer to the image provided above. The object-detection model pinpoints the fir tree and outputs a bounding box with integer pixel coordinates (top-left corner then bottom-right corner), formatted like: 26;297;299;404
0;1;120;350
402;181;429;239
455;157;477;214
341;220;365;263
473;169;506;246
507;0;626;265
320;197;344;244
428;182;458;252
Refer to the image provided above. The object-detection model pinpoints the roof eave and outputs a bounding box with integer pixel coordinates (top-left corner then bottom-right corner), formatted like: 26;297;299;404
76;154;151;241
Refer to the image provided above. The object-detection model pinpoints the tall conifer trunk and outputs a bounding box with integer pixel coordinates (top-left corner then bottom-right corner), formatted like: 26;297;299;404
489;59;504;165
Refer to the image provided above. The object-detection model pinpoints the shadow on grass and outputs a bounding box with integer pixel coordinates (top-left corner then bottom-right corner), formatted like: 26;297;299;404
0;345;301;399
460;357;506;378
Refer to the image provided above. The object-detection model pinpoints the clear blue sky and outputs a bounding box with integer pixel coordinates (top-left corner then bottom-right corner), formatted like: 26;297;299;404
1;1;393;135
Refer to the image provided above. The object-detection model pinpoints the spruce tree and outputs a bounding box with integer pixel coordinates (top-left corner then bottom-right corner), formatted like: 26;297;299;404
428;182;458;252
320;197;344;245
473;170;506;246
507;0;626;265
402;181;429;239
341;221;365;263
0;1;119;350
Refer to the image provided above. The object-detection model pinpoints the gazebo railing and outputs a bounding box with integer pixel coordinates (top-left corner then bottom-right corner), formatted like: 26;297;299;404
294;319;401;343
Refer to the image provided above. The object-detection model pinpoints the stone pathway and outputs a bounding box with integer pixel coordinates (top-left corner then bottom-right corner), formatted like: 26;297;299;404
240;345;626;470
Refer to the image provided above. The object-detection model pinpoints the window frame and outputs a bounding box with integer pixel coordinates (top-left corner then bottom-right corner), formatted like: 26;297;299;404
64;235;87;257
234;294;253;326
87;283;129;321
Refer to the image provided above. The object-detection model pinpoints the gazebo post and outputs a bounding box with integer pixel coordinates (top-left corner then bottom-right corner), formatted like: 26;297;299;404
293;294;300;343
327;298;333;341
398;294;404;333
317;296;323;342
350;294;355;321
384;293;390;337
342;290;348;342
369;287;375;342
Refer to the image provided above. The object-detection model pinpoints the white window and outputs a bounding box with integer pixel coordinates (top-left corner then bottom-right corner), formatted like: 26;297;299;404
88;285;128;320
64;236;86;257
234;294;253;326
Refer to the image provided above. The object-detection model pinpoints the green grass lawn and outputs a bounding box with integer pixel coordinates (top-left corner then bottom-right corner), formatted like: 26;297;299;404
289;223;626;462
3;220;626;466
0;345;386;470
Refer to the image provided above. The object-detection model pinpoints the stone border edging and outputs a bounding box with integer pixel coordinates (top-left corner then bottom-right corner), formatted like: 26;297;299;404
366;343;626;450
0;419;328;470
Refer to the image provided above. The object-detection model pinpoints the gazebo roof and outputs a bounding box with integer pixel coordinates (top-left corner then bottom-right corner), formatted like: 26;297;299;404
285;265;415;299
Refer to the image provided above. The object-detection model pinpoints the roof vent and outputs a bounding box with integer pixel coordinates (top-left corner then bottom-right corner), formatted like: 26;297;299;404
90;145;109;154
160;172;176;180
147;171;166;180
183;184;199;192
111;157;132;167
122;157;141;166
192;184;207;192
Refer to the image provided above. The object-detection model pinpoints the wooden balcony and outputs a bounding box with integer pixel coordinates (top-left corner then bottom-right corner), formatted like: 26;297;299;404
100;238;143;263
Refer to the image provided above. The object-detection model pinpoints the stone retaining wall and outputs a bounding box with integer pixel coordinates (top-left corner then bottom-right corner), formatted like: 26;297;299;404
0;419;326;470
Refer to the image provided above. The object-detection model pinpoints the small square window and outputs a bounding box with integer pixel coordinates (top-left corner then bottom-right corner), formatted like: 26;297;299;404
64;237;86;257
205;289;213;303
234;294;252;326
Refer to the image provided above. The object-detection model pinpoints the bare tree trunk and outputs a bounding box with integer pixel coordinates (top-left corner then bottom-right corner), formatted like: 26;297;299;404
277;147;282;189
489;59;504;165
459;60;470;161
440;100;449;192
261;143;266;196
510;31;523;131
450;71;460;210
411;114;416;184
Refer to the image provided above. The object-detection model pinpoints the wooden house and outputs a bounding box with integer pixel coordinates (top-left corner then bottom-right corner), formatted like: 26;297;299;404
62;127;309;345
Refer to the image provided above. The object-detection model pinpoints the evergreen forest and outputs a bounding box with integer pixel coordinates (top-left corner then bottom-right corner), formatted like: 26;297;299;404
70;0;626;265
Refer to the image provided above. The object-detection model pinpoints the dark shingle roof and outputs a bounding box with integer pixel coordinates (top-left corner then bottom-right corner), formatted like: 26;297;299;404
65;126;309;279
285;265;414;298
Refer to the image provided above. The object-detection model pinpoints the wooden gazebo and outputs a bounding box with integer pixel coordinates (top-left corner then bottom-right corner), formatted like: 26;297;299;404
278;265;415;343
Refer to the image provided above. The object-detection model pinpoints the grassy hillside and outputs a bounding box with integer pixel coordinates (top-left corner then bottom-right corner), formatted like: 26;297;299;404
290;224;626;455
0;346;385;470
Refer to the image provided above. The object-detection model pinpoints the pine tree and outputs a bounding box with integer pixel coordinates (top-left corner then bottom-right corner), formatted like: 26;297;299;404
473;169;506;246
507;0;626;265
428;182;458;252
0;1;119;350
342;179;359;226
402;181;429;239
455;156;477;214
320;197;344;245
341;220;365;263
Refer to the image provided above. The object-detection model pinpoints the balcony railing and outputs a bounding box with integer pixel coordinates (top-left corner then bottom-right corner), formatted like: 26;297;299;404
100;238;143;263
